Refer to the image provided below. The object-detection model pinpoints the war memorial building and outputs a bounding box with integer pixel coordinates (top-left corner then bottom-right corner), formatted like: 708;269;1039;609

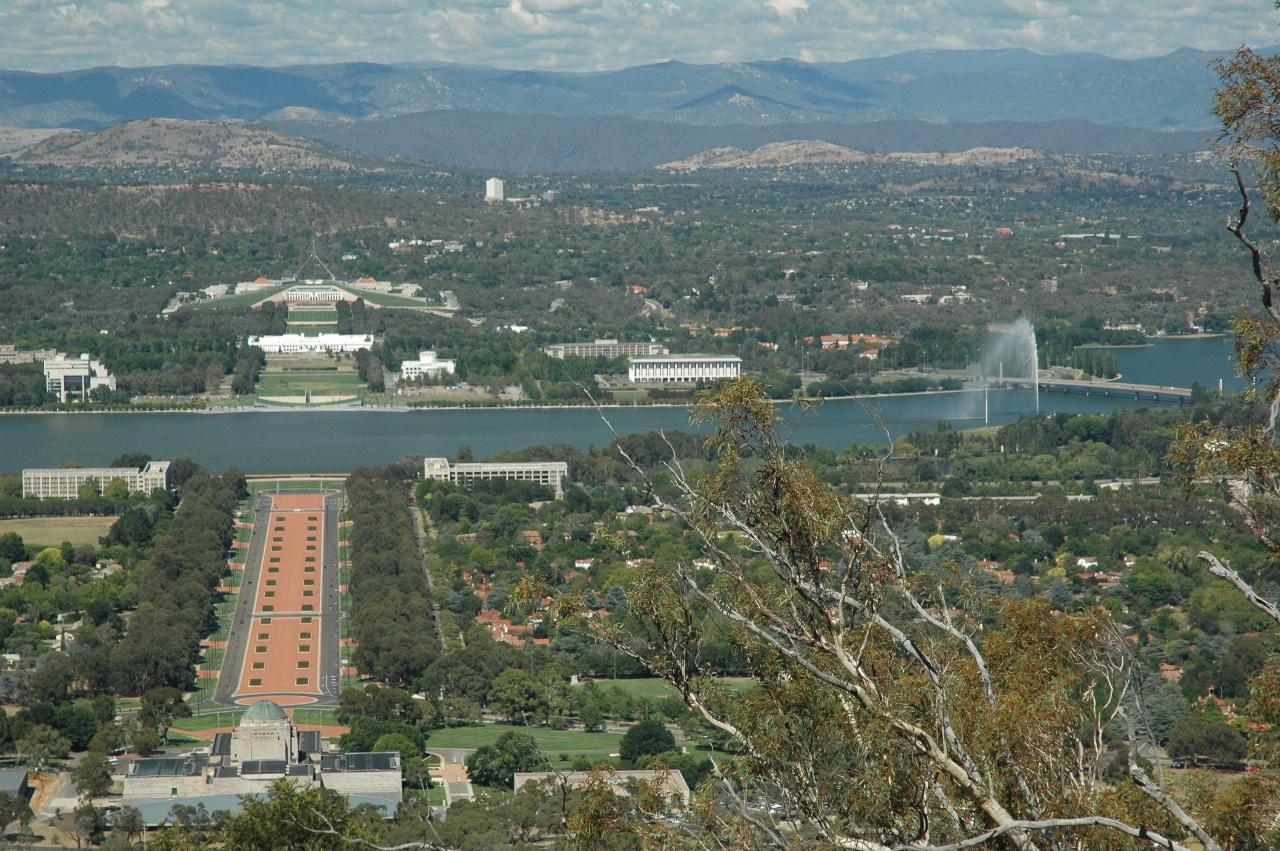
123;701;402;825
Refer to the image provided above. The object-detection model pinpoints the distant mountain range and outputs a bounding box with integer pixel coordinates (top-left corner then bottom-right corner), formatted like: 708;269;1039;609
4;119;379;172
0;47;1251;131
272;112;1210;172
0;115;1209;174
658;142;1046;172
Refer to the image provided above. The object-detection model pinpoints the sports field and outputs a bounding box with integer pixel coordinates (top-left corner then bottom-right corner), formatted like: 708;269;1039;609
0;516;117;548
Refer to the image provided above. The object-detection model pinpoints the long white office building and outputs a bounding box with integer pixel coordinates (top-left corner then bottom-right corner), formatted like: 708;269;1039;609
627;354;742;384
424;457;568;494
247;333;374;354
23;461;171;499
43;353;117;402
400;351;456;380
544;339;669;359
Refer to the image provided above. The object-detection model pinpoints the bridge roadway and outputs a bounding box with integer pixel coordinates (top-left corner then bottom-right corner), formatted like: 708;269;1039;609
995;377;1192;402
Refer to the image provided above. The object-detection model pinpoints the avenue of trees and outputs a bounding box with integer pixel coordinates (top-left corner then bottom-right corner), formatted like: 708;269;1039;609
346;466;440;687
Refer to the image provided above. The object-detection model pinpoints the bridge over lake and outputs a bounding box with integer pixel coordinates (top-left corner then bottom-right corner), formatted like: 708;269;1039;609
997;377;1192;403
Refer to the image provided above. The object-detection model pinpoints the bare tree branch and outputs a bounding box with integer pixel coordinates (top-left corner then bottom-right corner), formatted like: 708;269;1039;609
1129;764;1223;851
1226;164;1280;323
893;817;1193;851
1199;550;1280;625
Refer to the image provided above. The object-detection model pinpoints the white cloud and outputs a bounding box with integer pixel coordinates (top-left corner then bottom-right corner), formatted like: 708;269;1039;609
0;0;1275;72
766;0;807;22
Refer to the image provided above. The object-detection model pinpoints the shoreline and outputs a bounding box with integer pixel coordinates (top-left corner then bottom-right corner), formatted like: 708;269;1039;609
0;387;986;416
1079;333;1228;350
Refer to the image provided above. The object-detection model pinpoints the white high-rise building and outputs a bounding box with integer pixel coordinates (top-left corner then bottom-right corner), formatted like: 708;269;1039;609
485;178;505;203
43;353;116;402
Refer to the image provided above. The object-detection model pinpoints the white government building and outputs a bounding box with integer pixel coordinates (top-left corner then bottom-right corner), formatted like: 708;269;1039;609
627;354;743;384
43;353;117;402
247;333;374;354
424;457;569;495
400;350;456;380
544;339;669;359
123;701;402;827
23;460;171;499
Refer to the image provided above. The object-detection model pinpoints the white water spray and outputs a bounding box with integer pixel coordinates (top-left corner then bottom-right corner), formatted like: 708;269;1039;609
983;318;1039;414
1024;320;1039;414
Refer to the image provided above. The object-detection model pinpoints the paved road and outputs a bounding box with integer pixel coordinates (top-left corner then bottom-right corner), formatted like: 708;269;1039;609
427;749;474;804
214;493;271;706
317;491;342;701
410;500;446;650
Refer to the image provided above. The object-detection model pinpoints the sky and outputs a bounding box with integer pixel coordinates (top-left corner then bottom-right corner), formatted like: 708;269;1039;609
0;0;1275;72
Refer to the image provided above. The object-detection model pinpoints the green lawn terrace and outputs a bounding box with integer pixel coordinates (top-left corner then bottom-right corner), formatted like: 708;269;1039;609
287;304;340;335
184;278;456;313
253;357;365;405
287;305;340;322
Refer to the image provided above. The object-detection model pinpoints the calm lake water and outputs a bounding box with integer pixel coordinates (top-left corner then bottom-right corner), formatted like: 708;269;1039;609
0;337;1243;474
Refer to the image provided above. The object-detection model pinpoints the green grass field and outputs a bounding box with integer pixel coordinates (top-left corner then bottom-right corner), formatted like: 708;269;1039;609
288;306;339;320
610;389;650;403
255;371;363;397
173;710;245;731
0;516;117;548
286;324;340;336
200;287;290;309
353;290;439;308
427;723;622;756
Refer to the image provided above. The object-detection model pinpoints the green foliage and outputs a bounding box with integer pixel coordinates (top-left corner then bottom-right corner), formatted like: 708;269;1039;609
105;506;156;547
0;533;25;563
109;469;239;695
17;724;69;769
346;467;439;687
464;731;551;788
1167;712;1249;765
619;719;676;763
370;732;420;763
139;686;191;739
340;718;424;754
221;780;383;850
73;750;114;798
487;668;546;724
